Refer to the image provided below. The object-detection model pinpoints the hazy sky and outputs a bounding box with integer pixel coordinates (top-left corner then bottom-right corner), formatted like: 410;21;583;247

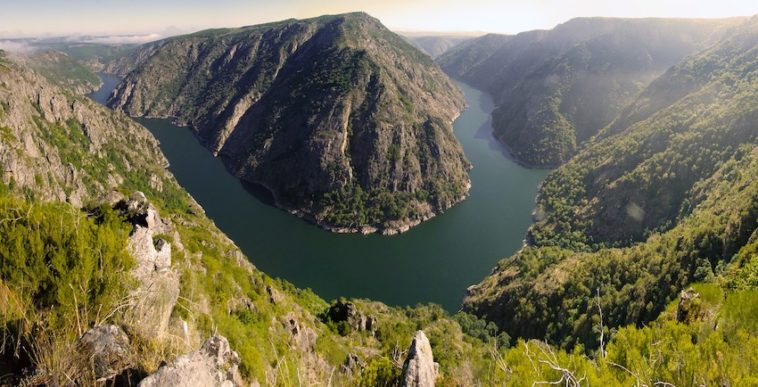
2;0;756;39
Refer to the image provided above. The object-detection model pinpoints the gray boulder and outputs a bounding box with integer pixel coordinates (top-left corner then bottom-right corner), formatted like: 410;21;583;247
138;335;243;387
401;331;438;387
77;325;130;381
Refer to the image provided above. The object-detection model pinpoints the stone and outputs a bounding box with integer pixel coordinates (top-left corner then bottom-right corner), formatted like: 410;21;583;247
283;313;317;350
121;193;180;338
138;335;243;387
77;325;130;381
266;285;282;304
400;331;438;387
343;353;365;371
327;300;378;333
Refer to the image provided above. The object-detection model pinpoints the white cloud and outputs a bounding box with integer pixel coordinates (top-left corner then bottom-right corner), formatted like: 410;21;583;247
81;33;161;44
0;40;35;53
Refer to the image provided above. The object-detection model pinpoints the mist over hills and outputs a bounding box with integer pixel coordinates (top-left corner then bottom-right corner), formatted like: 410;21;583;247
439;17;745;166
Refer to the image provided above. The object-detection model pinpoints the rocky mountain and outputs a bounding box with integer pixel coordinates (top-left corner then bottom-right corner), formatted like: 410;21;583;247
22;50;102;94
400;33;476;58
0;51;170;206
2;12;758;384
464;16;758;349
50;42;139;75
439;17;743;166
107;12;471;234
0;49;480;386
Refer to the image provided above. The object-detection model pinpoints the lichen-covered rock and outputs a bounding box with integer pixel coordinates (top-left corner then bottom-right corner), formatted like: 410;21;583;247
138;335;243;387
77;325;131;381
401;331;438;387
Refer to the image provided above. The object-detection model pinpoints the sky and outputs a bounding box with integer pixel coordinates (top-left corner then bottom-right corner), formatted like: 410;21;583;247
1;0;756;39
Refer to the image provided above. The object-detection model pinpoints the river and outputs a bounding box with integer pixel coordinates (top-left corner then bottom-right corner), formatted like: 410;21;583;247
91;74;549;311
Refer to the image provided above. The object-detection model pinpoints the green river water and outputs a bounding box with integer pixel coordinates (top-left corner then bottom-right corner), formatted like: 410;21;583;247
91;75;549;311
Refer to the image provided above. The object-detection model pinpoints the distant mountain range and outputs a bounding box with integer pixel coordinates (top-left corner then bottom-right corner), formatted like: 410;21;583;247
399;32;481;58
465;15;758;351
439;17;745;166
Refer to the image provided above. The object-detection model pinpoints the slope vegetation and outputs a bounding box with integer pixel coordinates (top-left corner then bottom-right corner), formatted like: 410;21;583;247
464;17;758;352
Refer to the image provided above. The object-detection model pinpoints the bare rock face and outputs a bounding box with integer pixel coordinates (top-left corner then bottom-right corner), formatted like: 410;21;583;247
77;325;131;381
327;300;378;334
0;55;169;207
401;331;438;387
120;192;180;338
138;335;243;387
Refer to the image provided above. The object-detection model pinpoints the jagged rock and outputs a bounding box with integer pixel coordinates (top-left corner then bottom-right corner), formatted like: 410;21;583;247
77;325;131;381
676;288;703;323
266;285;282;304
121;192;180;338
343;353;365;372
327;300;378;333
283;313;317;350
138;335;243;387
401;331;438;387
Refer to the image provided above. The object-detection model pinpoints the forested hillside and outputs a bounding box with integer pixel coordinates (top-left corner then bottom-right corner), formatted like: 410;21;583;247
439;17;741;166
107;13;471;235
1;12;757;387
465;16;758;358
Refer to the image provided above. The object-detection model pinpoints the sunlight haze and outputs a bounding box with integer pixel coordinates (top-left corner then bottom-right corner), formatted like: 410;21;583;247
1;0;756;38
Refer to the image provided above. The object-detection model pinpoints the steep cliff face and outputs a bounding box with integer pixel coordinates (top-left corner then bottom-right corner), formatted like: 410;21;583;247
0;51;170;207
439;17;742;166
108;12;470;234
0;53;497;386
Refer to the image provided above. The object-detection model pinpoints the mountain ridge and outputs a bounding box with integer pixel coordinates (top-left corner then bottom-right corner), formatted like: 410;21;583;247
108;12;471;235
439;16;746;167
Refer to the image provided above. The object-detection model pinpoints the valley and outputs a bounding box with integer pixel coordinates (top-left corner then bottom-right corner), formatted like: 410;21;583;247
91;74;548;311
1;6;757;386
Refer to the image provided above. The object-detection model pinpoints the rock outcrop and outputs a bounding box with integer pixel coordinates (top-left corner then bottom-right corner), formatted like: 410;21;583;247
120;192;180;338
138;335;243;387
108;12;470;234
676;288;704;324
77;325;131;381
0;53;169;207
327;299;378;334
400;331;438;387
